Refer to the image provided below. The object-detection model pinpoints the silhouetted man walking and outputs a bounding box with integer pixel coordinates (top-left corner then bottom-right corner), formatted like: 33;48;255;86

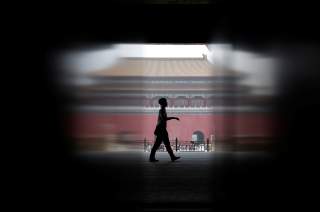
149;98;181;162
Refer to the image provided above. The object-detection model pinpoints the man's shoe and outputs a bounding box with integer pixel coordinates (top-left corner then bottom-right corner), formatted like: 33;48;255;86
171;156;181;162
149;159;159;162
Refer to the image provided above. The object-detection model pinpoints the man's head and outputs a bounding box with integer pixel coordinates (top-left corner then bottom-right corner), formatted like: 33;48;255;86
158;98;168;107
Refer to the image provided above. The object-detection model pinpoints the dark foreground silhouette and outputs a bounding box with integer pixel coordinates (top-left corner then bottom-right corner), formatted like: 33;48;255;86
149;98;181;162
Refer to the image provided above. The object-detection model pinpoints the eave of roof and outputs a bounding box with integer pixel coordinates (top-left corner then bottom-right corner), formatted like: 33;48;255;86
90;57;222;77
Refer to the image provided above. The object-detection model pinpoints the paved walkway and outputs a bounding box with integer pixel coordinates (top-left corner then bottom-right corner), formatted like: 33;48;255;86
74;151;275;211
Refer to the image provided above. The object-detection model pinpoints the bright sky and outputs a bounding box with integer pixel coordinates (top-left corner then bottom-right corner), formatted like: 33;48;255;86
61;44;211;73
115;44;210;58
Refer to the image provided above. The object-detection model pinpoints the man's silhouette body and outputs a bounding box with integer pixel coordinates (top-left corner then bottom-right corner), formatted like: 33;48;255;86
149;98;181;162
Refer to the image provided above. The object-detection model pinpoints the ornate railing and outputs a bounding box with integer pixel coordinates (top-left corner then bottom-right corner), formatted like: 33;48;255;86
143;138;213;152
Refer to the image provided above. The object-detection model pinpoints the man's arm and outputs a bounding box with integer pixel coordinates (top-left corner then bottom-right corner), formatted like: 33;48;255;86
167;117;180;121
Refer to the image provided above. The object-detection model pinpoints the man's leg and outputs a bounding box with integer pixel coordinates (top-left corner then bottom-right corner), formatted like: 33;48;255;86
149;135;162;161
163;134;180;161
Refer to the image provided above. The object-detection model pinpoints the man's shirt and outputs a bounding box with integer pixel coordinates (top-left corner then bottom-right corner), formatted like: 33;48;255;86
157;108;167;129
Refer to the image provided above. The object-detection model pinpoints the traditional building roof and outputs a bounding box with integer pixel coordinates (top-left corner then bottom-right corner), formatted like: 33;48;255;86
91;57;234;77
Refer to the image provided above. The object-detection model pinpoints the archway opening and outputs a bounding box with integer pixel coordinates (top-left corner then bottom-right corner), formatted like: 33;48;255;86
192;131;205;144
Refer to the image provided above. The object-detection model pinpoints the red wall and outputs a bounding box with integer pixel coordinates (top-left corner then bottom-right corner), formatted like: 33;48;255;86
68;112;276;143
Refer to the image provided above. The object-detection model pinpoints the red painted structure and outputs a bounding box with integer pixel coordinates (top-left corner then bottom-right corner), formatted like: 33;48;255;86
69;113;275;143
68;57;277;150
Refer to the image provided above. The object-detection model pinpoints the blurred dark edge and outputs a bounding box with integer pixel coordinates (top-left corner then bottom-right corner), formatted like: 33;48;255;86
10;1;320;211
